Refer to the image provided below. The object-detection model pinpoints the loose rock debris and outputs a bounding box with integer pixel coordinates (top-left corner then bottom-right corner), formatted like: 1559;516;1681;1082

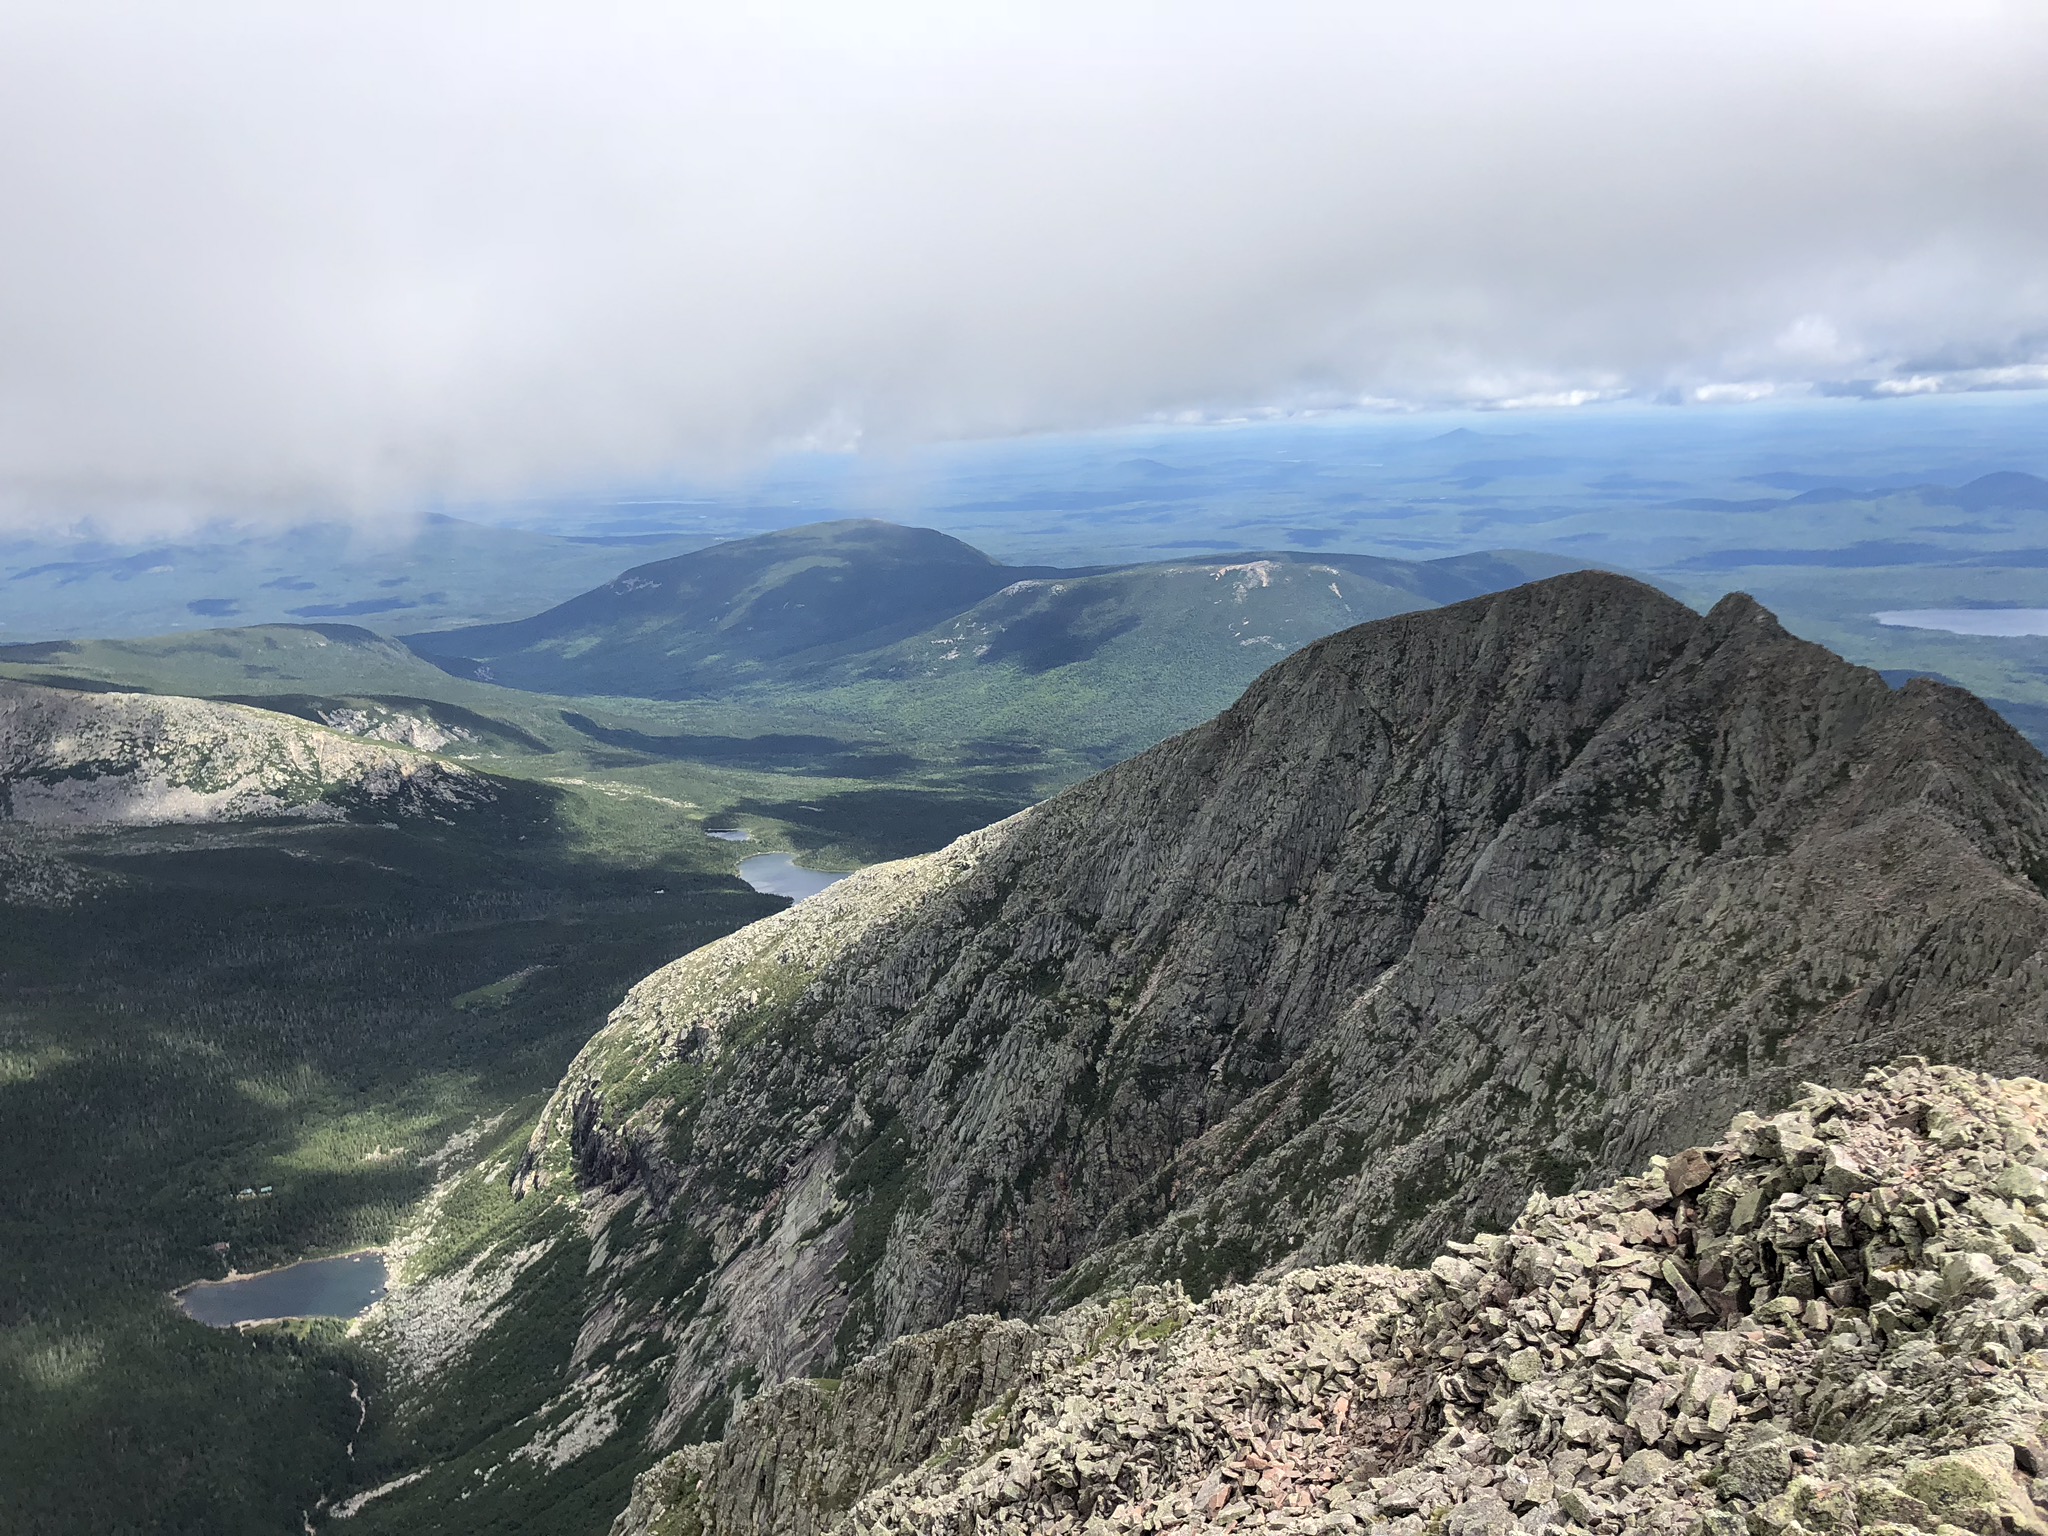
621;1062;2048;1536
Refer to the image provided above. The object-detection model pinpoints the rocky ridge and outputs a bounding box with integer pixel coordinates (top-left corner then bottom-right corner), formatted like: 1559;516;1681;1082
366;573;2048;1529
617;1062;2048;1536
0;679;493;825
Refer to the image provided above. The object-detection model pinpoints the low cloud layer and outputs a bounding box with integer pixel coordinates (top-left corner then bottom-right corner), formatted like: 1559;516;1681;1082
1;1;2044;528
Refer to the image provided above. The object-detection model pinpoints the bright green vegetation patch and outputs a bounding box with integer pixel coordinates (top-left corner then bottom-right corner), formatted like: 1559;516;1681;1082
452;966;546;1012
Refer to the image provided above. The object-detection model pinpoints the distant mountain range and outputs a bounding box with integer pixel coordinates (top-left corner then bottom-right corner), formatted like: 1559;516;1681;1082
1662;473;2048;528
0;513;716;642
1666;469;2048;517
401;519;1587;755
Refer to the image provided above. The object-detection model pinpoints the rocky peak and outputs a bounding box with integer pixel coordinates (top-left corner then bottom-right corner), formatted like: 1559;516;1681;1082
375;573;2048;1524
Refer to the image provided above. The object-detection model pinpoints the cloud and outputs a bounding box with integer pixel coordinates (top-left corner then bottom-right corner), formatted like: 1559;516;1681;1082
0;0;2044;530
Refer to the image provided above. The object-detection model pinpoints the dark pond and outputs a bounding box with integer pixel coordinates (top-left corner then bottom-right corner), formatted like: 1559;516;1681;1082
738;852;851;902
175;1251;388;1326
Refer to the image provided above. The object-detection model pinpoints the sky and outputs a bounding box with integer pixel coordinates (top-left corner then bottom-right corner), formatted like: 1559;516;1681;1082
1;1;2044;532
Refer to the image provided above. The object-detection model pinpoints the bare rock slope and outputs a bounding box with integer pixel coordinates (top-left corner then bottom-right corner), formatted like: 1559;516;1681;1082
377;573;2048;1522
617;1062;2048;1536
0;678;492;825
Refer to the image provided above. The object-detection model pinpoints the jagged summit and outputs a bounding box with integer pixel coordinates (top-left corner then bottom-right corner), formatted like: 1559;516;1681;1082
365;572;2048;1531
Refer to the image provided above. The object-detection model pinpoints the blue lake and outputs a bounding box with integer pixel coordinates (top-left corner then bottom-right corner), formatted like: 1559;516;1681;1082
1875;608;2048;637
176;1251;388;1326
738;853;851;902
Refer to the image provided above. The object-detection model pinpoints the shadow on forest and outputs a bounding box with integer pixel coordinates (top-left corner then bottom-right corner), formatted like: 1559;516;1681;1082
0;810;780;1535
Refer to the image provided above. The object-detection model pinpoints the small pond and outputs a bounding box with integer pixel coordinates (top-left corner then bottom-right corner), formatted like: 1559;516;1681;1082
738;853;852;902
175;1251;388;1327
704;827;753;842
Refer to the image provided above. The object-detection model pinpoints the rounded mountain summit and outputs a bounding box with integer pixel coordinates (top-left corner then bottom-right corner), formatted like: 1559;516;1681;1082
402;521;1046;696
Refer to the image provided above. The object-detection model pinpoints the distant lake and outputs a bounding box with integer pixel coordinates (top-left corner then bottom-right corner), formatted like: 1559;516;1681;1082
175;1251;387;1326
705;828;753;842
738;853;851;902
1875;608;2048;637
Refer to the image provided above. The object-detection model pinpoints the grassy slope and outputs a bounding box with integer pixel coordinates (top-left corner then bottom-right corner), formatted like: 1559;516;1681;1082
0;625;1071;867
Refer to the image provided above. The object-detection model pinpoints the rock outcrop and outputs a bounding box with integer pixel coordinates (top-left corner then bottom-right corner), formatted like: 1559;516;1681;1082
373;573;2048;1527
0;679;493;825
617;1062;2048;1536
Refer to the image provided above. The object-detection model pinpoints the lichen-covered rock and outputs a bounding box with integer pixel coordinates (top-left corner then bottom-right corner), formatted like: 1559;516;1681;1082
620;1064;2048;1536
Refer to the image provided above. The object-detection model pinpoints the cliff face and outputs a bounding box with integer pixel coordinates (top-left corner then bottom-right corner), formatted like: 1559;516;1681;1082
617;1062;2048;1536
373;574;2048;1521
0;680;492;825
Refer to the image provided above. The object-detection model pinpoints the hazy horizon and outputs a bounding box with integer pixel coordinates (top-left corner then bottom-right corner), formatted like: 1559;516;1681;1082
2;1;2044;534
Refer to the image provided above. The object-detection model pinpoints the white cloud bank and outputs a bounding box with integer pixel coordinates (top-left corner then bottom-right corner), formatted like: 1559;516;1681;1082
0;0;2044;526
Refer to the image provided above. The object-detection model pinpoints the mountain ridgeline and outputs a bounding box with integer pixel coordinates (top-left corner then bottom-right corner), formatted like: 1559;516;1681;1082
359;572;2048;1533
400;518;1583;706
404;521;1043;695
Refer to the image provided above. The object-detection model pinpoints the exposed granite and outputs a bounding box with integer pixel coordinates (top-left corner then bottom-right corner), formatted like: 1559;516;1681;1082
0;678;491;825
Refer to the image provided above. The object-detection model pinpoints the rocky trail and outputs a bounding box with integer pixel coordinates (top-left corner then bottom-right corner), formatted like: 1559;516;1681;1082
618;1062;2048;1536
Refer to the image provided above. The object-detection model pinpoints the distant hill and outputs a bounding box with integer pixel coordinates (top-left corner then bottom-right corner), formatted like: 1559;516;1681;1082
401;520;1591;748
404;520;1053;696
1928;469;2048;512
807;546;1590;756
0;679;494;827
